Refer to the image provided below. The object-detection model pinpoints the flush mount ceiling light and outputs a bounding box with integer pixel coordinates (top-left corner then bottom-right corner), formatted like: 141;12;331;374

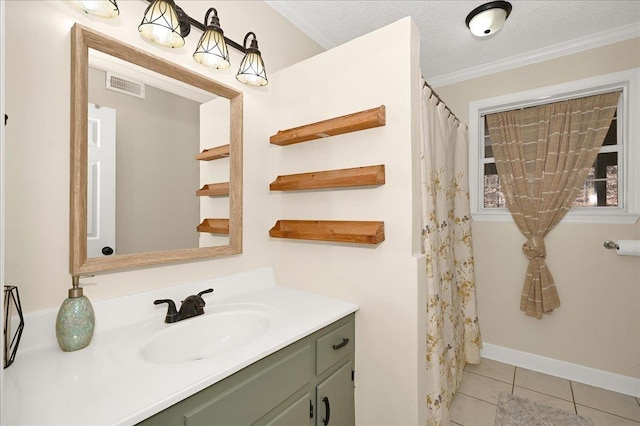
193;8;231;70
465;1;512;37
236;32;268;87
138;0;190;48
67;0;119;18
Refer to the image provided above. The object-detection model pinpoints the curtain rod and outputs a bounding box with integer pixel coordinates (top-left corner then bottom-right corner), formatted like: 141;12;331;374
422;79;463;125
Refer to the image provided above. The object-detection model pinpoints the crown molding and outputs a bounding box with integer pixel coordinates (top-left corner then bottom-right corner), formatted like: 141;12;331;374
265;1;336;49
429;23;640;88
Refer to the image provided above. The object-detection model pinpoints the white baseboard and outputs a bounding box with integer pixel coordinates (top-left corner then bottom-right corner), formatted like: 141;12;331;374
481;343;640;398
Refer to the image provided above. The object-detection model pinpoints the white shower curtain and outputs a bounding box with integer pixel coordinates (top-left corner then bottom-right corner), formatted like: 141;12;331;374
420;82;482;426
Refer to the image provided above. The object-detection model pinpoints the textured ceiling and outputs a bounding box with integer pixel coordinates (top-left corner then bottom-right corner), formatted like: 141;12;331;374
266;1;640;84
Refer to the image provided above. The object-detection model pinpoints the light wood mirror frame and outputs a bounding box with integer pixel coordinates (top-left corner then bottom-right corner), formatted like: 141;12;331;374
70;24;243;275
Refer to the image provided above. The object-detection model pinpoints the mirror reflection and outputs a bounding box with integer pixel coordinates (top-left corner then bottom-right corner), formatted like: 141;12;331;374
71;24;242;275
87;50;229;257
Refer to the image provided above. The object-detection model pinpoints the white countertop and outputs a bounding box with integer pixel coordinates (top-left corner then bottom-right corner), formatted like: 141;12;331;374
2;268;358;425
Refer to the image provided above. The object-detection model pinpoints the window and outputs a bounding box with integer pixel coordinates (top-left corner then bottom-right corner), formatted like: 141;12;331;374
469;68;640;224
482;105;620;208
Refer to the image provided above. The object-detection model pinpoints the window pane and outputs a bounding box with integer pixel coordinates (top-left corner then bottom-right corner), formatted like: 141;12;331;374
602;110;617;146
483;154;619;209
573;152;618;207
483;119;493;158
607;164;618;206
483;163;505;208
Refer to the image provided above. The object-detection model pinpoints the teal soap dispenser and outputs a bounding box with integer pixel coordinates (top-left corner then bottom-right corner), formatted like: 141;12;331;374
55;275;95;352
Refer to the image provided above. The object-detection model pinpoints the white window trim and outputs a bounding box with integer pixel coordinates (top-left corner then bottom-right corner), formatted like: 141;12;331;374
469;68;640;224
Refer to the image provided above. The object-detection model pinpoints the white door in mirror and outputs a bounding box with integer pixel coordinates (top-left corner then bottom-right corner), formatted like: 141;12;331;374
87;103;116;257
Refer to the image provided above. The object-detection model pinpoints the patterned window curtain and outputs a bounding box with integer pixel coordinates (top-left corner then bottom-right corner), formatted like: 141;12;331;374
486;92;620;319
420;82;481;426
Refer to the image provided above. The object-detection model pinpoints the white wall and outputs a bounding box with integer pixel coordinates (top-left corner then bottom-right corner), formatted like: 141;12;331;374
4;0;322;313
270;18;426;425
436;38;640;379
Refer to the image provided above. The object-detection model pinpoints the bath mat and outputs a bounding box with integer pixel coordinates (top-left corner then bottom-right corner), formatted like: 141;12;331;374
494;393;593;426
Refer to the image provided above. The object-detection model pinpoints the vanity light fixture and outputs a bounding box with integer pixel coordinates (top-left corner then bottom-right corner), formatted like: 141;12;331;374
465;1;512;37
193;8;231;70
236;32;268;87
139;0;269;86
67;0;119;18
138;0;190;48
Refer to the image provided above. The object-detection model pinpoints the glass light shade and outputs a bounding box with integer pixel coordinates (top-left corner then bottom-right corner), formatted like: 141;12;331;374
193;28;231;69
236;51;268;86
67;0;119;18
138;0;185;48
468;8;508;37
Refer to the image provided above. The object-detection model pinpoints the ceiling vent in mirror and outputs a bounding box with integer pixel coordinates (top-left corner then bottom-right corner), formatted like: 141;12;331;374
106;72;146;99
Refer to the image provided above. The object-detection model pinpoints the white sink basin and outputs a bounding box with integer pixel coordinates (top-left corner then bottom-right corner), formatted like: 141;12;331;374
139;306;270;365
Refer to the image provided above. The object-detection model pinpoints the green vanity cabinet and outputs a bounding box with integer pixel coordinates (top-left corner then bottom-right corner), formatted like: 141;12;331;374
138;314;355;426
316;361;355;426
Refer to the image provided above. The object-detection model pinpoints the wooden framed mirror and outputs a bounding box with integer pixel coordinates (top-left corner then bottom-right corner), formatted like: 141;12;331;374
70;24;242;275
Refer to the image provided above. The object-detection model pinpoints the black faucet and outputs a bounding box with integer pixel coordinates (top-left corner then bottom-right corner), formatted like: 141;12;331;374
154;289;214;323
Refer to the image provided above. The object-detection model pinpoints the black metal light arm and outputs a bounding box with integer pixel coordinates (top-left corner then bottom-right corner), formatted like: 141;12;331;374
187;14;246;53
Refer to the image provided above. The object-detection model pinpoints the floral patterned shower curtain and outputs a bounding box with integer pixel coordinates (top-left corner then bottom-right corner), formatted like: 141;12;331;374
420;81;482;426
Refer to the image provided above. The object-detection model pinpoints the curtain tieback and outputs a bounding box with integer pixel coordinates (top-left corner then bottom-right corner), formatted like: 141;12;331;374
523;236;546;260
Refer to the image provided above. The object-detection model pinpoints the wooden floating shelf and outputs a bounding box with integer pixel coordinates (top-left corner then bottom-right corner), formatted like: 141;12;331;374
196;144;230;161
269;220;384;245
270;165;385;191
196;182;230;197
197;218;229;234
270;105;386;146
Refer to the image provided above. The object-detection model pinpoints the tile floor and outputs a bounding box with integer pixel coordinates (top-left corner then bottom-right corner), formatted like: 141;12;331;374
451;358;640;426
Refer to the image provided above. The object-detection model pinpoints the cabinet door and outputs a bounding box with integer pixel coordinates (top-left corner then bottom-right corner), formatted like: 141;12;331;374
316;361;354;426
263;393;311;426
184;346;311;425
